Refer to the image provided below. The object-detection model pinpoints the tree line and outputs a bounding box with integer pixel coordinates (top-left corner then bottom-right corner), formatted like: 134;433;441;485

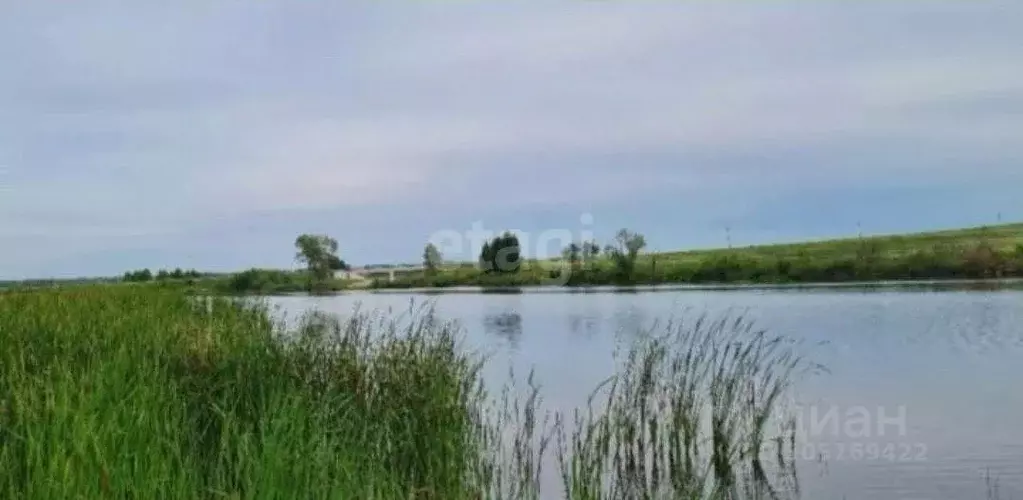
415;228;649;278
123;268;203;283
227;227;1023;293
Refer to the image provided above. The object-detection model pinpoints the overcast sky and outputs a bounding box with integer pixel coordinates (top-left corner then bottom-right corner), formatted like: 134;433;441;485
2;2;1022;279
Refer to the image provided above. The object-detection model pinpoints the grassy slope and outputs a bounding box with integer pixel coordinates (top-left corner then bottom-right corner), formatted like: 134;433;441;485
364;222;1023;288
641;222;1023;265
418;223;1023;274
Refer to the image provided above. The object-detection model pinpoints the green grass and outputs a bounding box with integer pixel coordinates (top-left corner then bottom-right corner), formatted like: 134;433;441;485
376;222;1023;289
0;285;812;499
0;286;489;498
646;222;1023;265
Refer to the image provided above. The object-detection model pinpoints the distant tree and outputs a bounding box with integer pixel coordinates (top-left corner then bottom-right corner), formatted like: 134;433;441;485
122;268;154;282
170;268;185;280
295;234;342;284
327;255;348;272
581;240;601;265
156;269;169;281
498;232;522;272
605;229;647;277
478;241;492;271
562;242;582;268
479;232;521;273
423;243;443;273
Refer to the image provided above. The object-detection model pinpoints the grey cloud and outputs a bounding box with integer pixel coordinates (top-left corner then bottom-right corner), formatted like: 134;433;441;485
1;1;1022;277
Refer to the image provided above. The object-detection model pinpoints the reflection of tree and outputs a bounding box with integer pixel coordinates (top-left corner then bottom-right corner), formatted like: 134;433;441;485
484;312;523;348
569;313;600;338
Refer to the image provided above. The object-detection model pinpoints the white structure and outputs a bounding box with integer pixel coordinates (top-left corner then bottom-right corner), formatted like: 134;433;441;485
336;265;425;283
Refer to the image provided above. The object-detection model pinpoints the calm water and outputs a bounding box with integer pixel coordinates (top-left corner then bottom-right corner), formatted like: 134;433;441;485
269;286;1023;499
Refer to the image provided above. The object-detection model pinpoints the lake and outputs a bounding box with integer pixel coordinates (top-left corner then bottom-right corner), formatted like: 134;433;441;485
269;284;1023;499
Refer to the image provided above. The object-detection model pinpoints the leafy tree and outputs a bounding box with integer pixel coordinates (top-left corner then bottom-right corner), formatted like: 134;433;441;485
295;234;342;284
123;269;153;282
479;232;521;273
327;255;348;272
562;242;582;268
423;243;443;273
581;240;601;266
605;229;647;277
170;268;185;280
479;241;492;270
156;269;169;281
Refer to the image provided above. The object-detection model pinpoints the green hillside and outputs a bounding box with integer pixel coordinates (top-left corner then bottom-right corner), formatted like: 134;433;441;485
643;222;1023;265
376;222;1023;289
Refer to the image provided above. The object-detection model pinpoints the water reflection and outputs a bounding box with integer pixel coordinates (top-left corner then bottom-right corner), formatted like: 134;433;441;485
612;305;651;340
568;313;600;338
268;286;1023;499
484;312;523;348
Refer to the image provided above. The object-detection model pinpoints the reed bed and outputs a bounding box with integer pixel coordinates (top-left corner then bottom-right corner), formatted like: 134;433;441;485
0;286;810;499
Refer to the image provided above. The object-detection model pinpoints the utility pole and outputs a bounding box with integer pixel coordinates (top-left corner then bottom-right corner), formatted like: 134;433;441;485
725;226;732;249
857;221;863;240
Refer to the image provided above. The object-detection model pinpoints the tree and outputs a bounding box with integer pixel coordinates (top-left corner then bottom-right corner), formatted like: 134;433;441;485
327;255;348;272
479;241;492;270
479;232;521;273
156;269;169;281
606;228;647;277
423;243;443;273
170;268;185;280
129;268;152;282
581;240;601;266
295;234;342;284
562;242;582;268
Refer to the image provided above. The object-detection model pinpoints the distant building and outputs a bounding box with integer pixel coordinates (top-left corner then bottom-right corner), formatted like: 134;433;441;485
334;265;425;283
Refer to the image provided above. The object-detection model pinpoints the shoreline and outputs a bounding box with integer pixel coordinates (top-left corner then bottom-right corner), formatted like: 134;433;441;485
270;277;1023;297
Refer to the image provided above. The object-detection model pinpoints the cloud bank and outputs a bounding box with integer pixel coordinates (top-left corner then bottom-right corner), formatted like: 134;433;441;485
2;2;1021;278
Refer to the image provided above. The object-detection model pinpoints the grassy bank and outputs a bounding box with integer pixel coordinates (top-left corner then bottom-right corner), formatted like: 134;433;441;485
375;223;1023;289
0;285;810;499
0;286;491;498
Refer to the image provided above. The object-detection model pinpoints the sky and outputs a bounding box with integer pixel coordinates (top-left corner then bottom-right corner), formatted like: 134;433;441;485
1;2;1022;279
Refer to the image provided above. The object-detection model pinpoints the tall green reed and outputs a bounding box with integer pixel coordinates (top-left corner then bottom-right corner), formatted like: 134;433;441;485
553;314;814;500
1;286;813;499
